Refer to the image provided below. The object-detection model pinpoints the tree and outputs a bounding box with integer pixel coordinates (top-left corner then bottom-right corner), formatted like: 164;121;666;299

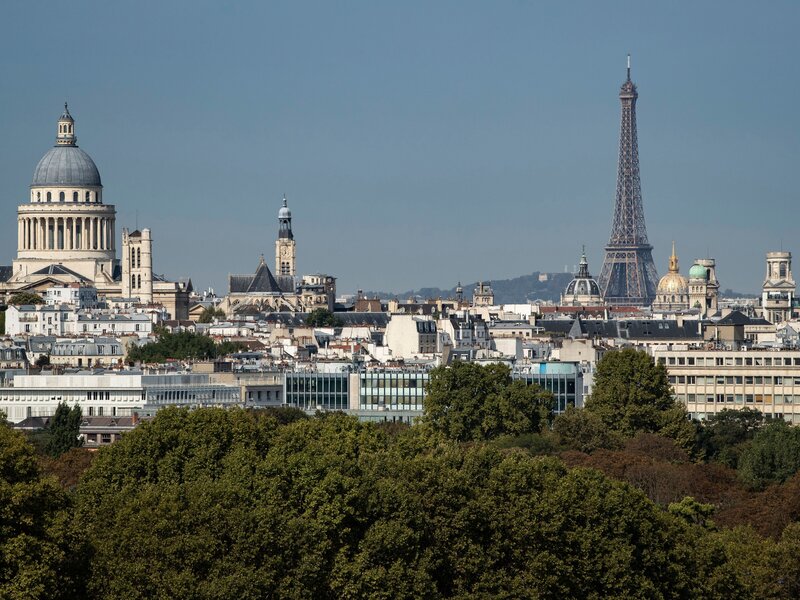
668;496;715;527
738;420;800;490
553;405;623;453
126;330;244;363
197;306;226;323
35;354;51;368
585;348;697;451
73;408;748;598
0;422;87;599
8;291;44;305
305;308;342;327
422;362;553;442
699;408;765;468
45;403;83;458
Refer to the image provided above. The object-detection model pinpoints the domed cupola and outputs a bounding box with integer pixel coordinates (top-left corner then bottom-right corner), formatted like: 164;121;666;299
561;247;603;306
278;195;293;239
689;263;709;280
653;242;689;311
31;104;102;190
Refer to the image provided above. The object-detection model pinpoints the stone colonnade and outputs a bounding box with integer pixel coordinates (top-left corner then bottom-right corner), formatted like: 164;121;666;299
17;216;114;252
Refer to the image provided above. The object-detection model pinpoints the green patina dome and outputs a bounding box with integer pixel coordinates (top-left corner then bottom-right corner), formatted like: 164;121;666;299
689;264;708;280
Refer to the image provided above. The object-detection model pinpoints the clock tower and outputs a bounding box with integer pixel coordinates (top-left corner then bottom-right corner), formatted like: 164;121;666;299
275;196;296;292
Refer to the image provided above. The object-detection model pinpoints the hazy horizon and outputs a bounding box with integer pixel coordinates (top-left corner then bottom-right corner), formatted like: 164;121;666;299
0;1;796;296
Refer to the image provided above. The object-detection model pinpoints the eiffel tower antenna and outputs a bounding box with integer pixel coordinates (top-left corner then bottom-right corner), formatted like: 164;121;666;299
597;55;659;306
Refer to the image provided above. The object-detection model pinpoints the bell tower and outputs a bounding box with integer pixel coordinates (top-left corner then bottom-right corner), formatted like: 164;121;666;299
275;196;296;292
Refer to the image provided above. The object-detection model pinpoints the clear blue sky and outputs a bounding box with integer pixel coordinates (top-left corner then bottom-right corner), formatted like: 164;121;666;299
1;1;798;295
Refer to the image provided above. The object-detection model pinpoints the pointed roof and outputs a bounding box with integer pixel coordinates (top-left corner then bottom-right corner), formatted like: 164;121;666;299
228;256;283;294
248;257;282;293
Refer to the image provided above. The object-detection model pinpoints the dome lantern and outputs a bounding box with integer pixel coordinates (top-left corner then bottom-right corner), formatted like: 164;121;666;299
56;103;76;146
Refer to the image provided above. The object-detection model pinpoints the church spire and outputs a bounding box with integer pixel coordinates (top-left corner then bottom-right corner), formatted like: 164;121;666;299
56;103;76;146
278;195;293;240
669;241;679;273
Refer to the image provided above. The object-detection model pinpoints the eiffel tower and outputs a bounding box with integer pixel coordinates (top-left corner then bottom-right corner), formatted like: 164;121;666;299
598;56;659;306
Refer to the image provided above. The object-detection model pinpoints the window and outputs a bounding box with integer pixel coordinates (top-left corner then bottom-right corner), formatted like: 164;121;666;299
72;191;78;202
47;192;51;202
101;433;111;444
85;191;90;202
59;191;65;202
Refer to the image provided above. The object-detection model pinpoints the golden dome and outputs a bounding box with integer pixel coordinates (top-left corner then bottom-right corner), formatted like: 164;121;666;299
656;241;688;295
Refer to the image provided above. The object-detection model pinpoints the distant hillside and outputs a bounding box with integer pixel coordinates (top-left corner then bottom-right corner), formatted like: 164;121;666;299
365;272;575;304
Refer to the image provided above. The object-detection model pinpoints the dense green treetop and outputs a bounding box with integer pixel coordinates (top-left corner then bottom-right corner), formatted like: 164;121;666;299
583;348;697;452
72;407;752;599
738;420;800;490
8;292;44;305
0;423;86;599
197;306;226;323
45;403;82;458
127;330;244;363
699;408;765;468
305;308;343;327
422;361;553;442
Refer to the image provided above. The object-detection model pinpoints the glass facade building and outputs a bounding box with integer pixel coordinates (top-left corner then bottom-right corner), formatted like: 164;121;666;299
359;371;428;412
284;372;349;411
513;362;583;414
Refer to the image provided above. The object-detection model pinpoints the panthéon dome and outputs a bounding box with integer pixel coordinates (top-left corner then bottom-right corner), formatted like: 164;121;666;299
30;104;101;188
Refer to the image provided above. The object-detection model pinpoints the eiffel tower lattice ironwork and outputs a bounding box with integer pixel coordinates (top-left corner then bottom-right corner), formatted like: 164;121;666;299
598;56;659;306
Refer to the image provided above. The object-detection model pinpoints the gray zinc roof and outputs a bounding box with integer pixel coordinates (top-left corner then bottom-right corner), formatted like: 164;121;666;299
32;146;102;187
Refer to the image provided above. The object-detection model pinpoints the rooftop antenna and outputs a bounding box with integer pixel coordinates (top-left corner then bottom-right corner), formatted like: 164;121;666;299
627;54;631;81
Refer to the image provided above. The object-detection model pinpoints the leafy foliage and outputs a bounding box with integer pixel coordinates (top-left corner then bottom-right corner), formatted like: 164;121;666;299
72;407;749;598
422;361;553;442
305;308;343;327
197;306;226;323
0;423;86;599
585;348;698;452
127;330;244;363
553;405;623;453
8;291;44;305
699;408;765;468
738;420;800;490
45;403;82;458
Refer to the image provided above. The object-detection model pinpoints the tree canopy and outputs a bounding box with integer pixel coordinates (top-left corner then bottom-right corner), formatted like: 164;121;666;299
197;306;226;323
305;308;342;327
71;407;748;599
45;403;83;458
0;423;86;599
8;291;44;305
422;361;553;442
582;348;697;451
127;330;244;363
738;420;800;490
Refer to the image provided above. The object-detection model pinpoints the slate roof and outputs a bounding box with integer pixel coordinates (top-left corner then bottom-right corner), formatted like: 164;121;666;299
32;145;102;187
538;318;702;340
715;311;752;326
31;264;91;281
229;258;283;294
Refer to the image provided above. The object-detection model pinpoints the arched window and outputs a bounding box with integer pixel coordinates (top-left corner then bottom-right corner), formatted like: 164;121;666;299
36;192;40;202
46;192;51;202
72;191;78;202
131;275;136;289
59;191;65;202
85;191;91;202
136;248;141;268
137;274;141;289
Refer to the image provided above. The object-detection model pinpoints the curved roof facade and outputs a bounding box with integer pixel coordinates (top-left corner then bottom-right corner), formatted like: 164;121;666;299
31;145;102;188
